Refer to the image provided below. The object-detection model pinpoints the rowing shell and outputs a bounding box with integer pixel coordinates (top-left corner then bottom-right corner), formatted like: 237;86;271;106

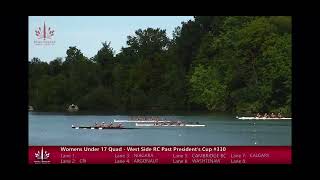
114;119;171;123
236;116;292;120
72;125;137;129
135;123;206;127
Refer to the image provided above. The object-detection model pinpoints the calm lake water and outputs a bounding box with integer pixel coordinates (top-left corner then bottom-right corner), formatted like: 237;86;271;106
28;112;291;146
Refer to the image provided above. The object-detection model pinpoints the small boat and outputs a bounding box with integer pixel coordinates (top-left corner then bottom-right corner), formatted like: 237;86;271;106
135;123;206;127
236;116;292;120
71;125;137;129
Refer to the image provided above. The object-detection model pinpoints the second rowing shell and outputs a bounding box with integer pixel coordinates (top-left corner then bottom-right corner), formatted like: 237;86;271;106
72;126;138;129
135;123;206;127
236;116;292;120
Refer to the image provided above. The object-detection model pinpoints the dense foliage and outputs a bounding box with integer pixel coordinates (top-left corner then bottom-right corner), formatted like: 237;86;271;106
29;16;292;115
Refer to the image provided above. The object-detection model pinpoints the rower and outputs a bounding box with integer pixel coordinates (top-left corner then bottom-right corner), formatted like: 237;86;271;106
256;113;261;118
263;113;268;118
101;122;105;127
277;113;282;118
270;113;276;118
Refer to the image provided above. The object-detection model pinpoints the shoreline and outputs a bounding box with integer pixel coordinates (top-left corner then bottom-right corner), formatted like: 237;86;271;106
28;110;236;116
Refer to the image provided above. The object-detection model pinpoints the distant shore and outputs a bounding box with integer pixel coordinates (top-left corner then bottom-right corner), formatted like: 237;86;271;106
28;110;236;116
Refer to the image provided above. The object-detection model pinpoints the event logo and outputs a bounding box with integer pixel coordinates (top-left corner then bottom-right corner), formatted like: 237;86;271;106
34;147;51;164
34;21;55;45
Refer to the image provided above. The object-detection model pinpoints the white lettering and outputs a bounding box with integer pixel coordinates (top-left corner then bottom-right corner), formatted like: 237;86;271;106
114;159;126;163
249;153;270;158
60;147;83;152
114;154;126;158
173;159;184;164
133;159;158;164
108;147;122;152
231;159;243;164
127;147;140;152
231;153;242;158
83;147;99;151
173;154;184;158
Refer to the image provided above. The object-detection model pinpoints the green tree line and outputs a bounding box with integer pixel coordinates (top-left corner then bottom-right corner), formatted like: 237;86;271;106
29;16;291;115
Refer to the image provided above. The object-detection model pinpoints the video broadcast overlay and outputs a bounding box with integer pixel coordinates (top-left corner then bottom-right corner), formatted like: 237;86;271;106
29;146;291;164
